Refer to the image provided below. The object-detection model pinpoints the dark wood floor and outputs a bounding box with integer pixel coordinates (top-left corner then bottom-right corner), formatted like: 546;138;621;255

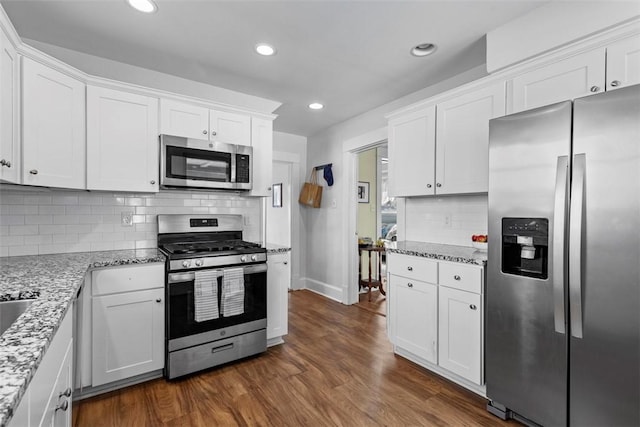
355;288;386;317
73;290;518;426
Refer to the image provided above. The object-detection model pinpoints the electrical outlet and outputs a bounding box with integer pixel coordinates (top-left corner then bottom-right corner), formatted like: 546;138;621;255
444;213;452;229
121;212;133;227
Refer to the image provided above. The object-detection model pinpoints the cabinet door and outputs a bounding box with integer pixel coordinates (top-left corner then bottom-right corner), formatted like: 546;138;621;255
250;117;273;196
92;288;164;387
606;34;640;91
388;105;436;197
42;340;73;427
435;82;505;194
87;86;159;192
22;57;86;189
159;98;209;140
510;48;605;114
438;286;482;384
0;29;19;184
209;110;251;146
390;274;438;364
267;252;290;340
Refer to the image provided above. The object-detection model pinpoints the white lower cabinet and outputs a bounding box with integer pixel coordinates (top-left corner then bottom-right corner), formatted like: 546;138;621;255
438;285;482;385
390;274;438;364
10;308;73;427
266;251;290;344
388;253;485;393
90;264;164;388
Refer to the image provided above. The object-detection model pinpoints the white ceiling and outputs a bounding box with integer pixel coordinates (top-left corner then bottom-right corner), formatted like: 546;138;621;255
1;0;547;137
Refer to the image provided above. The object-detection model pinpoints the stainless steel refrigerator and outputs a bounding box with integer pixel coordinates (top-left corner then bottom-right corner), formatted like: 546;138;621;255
486;84;639;426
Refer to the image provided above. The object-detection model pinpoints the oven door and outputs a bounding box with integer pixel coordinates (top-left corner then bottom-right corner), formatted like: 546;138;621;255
160;135;251;190
166;263;267;351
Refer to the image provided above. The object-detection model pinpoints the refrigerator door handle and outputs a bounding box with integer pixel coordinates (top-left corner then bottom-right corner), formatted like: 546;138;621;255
553;155;569;334
569;153;586;339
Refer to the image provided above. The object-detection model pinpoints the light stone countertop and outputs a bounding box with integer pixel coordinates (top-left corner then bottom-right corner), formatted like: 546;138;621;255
265;243;291;254
0;249;165;427
385;241;487;265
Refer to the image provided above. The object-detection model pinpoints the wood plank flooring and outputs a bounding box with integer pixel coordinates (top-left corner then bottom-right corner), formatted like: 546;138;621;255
73;290;519;427
355;288;386;317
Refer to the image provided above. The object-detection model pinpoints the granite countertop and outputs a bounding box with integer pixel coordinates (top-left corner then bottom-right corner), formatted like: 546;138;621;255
265;243;291;254
385;241;487;265
0;249;165;427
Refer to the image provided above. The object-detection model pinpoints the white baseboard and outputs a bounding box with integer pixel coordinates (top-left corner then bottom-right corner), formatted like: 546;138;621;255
301;277;344;302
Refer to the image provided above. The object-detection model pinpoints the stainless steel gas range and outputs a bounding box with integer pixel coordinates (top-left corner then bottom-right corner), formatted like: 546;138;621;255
157;214;267;379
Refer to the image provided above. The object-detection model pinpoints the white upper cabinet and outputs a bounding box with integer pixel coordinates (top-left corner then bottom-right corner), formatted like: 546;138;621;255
209;109;251;147
160;98;252;146
250;117;273;196
388;105;436;197
160;99;209;140
22;57;86;189
87;86;159;192
0;28;18;184
509;48;606;114
606;33;640;91
435;82;505;194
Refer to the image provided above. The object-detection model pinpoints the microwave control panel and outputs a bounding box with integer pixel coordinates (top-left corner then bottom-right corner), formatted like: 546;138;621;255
236;154;250;183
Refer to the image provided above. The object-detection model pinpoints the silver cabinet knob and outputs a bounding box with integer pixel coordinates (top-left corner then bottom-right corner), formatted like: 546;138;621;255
59;388;72;398
407;266;413;271
454;275;461;281
611;80;621;87
211;130;217;136
203;130;208;134
283;261;288;265
426;184;432;188
407;283;413;288
156;298;162;303
150;180;156;185
590;86;600;93
469;304;477;310
56;400;69;412
29;169;38;175
0;159;10;167
436;183;442;188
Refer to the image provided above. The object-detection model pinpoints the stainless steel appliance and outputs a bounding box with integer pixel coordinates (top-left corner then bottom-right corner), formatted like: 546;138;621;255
160;134;252;191
486;84;639;426
158;214;267;379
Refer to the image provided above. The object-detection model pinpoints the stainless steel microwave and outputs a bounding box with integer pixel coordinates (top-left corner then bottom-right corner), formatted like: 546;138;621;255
160;134;252;191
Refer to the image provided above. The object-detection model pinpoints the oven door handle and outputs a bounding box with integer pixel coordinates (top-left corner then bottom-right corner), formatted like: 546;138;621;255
168;263;267;284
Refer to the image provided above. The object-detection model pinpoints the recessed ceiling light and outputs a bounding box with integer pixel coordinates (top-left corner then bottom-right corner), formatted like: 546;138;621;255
411;43;437;57
127;0;157;13
308;102;324;110
255;43;276;56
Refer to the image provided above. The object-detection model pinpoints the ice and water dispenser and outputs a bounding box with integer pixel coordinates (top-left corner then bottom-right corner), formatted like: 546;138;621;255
501;218;549;279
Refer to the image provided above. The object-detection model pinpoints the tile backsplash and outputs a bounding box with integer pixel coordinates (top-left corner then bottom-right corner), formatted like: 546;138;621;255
404;194;488;247
0;188;262;257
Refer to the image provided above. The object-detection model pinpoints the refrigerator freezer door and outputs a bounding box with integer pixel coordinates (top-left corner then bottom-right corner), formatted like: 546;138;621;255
487;101;572;427
570;85;640;427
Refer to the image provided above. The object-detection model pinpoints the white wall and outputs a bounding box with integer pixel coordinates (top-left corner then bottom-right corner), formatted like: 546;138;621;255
0;188;261;257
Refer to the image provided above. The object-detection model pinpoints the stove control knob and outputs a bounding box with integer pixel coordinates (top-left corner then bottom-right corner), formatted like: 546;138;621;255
195;259;204;267
251;255;258;261
240;255;248;263
182;260;191;268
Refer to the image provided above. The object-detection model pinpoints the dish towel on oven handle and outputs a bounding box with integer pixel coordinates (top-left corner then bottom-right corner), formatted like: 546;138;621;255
194;269;221;322
221;267;245;317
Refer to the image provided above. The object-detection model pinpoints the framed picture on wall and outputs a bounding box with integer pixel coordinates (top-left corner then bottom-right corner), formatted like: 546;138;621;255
357;181;369;203
272;183;283;207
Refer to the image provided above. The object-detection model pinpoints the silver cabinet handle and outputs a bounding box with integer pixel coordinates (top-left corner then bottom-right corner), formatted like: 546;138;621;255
407;283;413;288
203;130;208;134
211;130;217;136
0;159;10;167
590;86;600;93
454;275;461;281
55;400;69;412
436;183;442;187
29;169;38;175
469;304;477;310
59;387;72;398
150;180;156;185
610;80;621;87
407;266;413;271
426;184;432;188
569;153;586;339
156;298;162;303
553;156;569;334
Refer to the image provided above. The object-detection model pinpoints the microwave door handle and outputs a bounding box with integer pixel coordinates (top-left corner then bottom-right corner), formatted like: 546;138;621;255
230;147;237;184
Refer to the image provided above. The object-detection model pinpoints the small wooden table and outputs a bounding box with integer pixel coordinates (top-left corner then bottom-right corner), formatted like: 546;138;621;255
358;245;386;301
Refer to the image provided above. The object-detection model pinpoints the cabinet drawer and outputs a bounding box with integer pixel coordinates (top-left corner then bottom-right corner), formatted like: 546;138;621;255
92;263;164;296
439;262;482;294
390;275;434;295
388;254;437;283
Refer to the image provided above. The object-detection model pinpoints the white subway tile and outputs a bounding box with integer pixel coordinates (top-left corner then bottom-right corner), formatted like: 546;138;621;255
91;205;115;215
0;215;25;225
126;198;144;206
24;234;52;245
54;215;80;225
114;241;135;250
0;247;7;256
69;205;92;215
79;232;104;242
1;235;24;246
0;226;7;236
78;195;103;205
66;242;91;253
39;224;66;235
10;205;39;215
52;234;78;243
91;241;114;251
9;225;39;236
23;195;52;205
66;225;92;234
132;215;146;224
135;240;156;249
52;195;78;205
39;244;70;255
93;224;115;233
25;215;54;225
0;194;24;204
9;245;38;256
102;232;125;242
78;215;103;224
